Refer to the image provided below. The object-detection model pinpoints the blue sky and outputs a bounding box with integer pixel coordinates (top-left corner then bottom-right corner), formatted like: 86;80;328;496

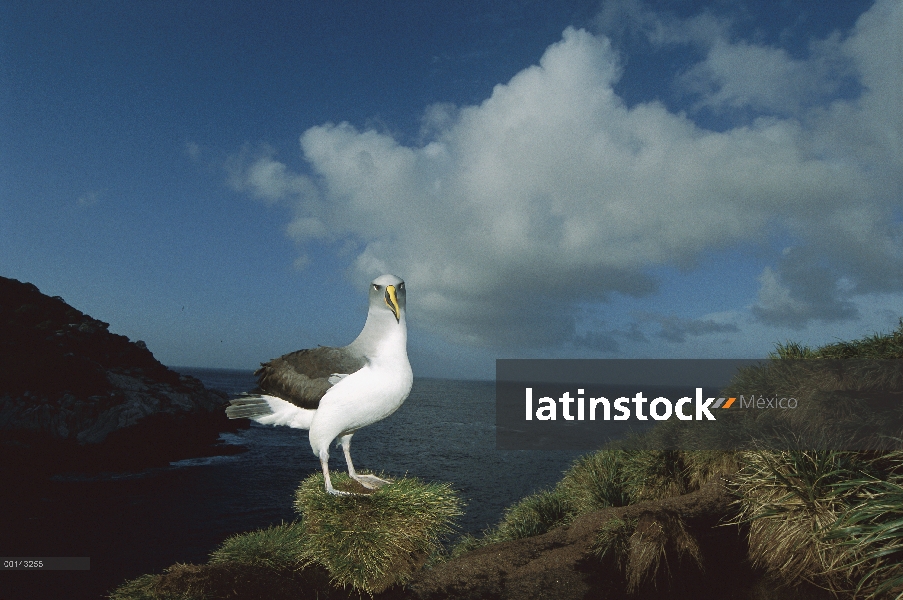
2;0;900;379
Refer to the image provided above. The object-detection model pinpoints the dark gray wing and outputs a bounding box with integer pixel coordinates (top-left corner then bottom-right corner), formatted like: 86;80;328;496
253;345;367;410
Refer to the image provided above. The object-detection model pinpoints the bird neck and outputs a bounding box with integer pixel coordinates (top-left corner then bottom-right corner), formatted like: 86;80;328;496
347;309;407;359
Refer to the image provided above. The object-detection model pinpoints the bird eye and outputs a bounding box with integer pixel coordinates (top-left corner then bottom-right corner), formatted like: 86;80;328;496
373;284;381;291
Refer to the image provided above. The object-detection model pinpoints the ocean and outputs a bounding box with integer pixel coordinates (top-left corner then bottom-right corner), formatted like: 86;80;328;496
2;369;586;600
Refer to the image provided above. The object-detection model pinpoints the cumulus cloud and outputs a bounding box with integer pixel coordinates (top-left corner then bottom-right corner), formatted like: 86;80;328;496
230;1;902;348
679;36;858;116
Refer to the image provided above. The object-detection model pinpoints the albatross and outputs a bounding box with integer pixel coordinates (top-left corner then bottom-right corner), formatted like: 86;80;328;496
226;274;413;495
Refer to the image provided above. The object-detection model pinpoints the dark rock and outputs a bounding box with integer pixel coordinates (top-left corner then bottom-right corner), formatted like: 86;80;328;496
0;275;243;474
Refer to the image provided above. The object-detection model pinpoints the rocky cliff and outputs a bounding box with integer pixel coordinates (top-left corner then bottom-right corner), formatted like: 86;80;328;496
0;275;239;473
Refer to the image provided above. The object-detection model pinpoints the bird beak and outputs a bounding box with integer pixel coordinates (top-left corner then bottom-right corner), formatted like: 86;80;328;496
384;285;401;323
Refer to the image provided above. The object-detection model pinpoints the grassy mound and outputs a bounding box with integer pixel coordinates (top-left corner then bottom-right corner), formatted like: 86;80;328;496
294;473;462;595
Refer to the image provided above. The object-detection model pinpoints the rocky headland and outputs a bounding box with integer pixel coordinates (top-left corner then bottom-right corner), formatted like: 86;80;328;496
0;275;241;475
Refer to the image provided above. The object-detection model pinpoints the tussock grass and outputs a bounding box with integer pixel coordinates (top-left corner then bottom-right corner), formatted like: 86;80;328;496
592;515;636;571
455;321;903;596
731;447;868;591
772;318;903;360
558;449;631;512
479;488;573;545
294;472;462;595
826;449;903;600
722;321;903;598
108;567;208;600
719;322;903;454
683;450;739;489
447;532;483;560
731;444;903;598
592;512;704;594
621;450;690;502
457;448;633;552
112;320;903;598
208;520;306;572
108;574;173;600
625;511;703;593
458;447;713;555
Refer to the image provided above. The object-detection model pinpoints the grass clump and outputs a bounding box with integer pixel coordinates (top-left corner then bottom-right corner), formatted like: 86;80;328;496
592;515;636;571
592;512;704;594
482;488;573;544
625;512;704;594
558;449;631;512
457;449;632;552
731;447;868;591
294;472;462;595
731;445;903;598
620;450;691;502
108;568;206;600
108;574;176;600
826;449;903;600
560;447;734;509
208;521;306;572
458;447;720;555
772;318;903;360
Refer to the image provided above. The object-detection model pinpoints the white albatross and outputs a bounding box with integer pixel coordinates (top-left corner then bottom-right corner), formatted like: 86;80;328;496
226;274;413;495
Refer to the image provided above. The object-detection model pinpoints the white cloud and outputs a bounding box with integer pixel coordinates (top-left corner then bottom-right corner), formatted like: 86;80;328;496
230;2;902;349
678;35;857;116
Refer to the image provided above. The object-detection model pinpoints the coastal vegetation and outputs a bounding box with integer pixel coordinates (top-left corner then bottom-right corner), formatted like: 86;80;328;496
446;319;903;598
110;475;461;599
110;321;903;599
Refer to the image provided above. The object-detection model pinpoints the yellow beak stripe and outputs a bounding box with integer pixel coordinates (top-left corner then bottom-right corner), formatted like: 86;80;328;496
384;285;401;323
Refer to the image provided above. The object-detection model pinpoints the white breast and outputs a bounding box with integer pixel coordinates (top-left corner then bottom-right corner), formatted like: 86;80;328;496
309;360;413;441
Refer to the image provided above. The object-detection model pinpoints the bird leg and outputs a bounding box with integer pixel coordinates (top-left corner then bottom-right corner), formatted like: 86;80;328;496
319;449;352;496
339;433;392;489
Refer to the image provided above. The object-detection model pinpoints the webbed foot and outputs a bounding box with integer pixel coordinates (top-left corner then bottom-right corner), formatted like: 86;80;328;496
352;473;392;489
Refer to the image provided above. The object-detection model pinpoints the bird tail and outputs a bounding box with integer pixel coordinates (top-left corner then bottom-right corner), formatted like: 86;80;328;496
226;394;314;429
226;395;274;420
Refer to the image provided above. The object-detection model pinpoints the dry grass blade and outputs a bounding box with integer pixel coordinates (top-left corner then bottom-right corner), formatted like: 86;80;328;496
625;511;703;594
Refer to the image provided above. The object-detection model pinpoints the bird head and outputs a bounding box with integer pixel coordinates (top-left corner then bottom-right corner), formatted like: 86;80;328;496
369;274;406;323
